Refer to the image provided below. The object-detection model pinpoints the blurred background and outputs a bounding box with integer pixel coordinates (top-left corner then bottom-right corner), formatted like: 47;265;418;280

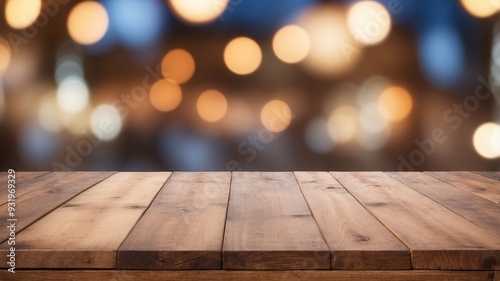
0;0;499;171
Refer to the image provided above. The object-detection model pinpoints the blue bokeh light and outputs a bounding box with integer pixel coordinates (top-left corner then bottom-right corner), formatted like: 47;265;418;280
418;25;465;90
102;0;168;50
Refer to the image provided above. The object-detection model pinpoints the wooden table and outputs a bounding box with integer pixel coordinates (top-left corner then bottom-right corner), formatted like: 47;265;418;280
0;171;499;280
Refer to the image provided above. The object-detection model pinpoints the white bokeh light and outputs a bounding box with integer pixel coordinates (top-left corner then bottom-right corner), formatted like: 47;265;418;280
56;77;89;113
90;104;122;141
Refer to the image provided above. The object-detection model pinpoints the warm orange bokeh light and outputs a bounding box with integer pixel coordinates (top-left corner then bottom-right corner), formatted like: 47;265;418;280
149;79;182;112
460;0;498;18
224;37;262;75
197;90;228;122
67;1;109;45
0;38;11;76
161;49;196;84
378;86;413;122
272;25;310;64
168;0;229;25
5;0;42;29
260;100;292;132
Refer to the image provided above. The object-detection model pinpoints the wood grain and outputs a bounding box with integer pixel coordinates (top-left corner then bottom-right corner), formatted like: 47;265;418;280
119;172;231;269
223;172;330;269
0;171;49;192
295;171;410;269
472;172;500;181
0;270;494;281
0;172;114;242
495;271;499;281
0;172;170;269
426;172;500;204
331;172;500;270
0;172;69;205
388;172;500;236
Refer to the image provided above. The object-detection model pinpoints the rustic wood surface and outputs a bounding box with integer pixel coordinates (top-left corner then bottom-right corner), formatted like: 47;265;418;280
119;172;230;269
472;171;500;181
0;270;494;281
426;171;500;204
295;172;410;269
0;171;498;275
223;172;330;269
1;172;169;268
331;172;500;270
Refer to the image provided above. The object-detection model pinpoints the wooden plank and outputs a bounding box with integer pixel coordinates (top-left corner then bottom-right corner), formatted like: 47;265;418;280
426;172;500;204
0;172;66;205
0;172;114;242
331;172;500;270
495;271;499;281
223;172;329;270
0;171;50;189
472;171;500;181
0;172;171;269
119;172;230;269
0;270;494;281
388;172;500;237
295;171;410;269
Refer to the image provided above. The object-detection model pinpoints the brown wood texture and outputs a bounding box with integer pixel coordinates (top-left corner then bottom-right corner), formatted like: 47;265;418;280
331;172;500;270
495;271;499;281
426;171;500;204
119;172;230;269
295;171;410;269
0;172;170;269
0;270;494;281
223;172;330;269
0;172;114;242
388;172;500;236
472;171;500;181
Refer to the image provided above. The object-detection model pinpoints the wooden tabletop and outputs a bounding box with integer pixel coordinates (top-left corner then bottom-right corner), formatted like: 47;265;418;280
0;171;499;280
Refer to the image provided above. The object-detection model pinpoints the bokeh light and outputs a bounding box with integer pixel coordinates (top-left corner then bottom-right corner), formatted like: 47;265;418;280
261;100;292;132
327;105;358;143
299;4;363;77
473;122;500;159
418;25;465;89
168;0;229;25
149;79;182;112
196;90;228;122
161;49;196;84
0;38;11;76
5;0;42;29
304;117;334;154
19;123;61;168
223;98;255;136
360;103;389;133
67;1;109;45
378;86;413;122
104;0;166;49
90;104;122;141
460;0;498;18
347;0;392;46
56;77;90;114
38;95;64;133
224;37;262;75
272;25;310;64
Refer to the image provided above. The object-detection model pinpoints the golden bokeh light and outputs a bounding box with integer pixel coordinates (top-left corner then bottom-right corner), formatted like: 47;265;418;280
149;79;182;112
67;1;109;45
0;38;11;76
168;0;229;25
224;37;262;75
272;25;310;64
196;90;228;122
460;0;498;18
299;4;363;78
5;0;42;29
473;122;500;159
347;1;392;46
161;49;196;84
327;105;358;143
260;100;292;132
378;86;413;122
